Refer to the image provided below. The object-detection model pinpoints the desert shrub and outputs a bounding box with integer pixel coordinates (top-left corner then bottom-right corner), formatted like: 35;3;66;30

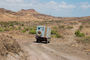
29;29;36;34
75;30;85;37
9;23;14;26
79;25;83;30
59;25;65;29
56;33;62;38
21;28;28;33
53;26;57;29
9;27;15;30
4;27;13;31
51;30;57;34
51;30;62;38
67;26;73;29
21;24;24;26
21;29;27;33
18;26;21;30
0;21;20;29
77;37;90;44
29;27;36;34
82;37;90;44
0;27;4;32
52;33;62;38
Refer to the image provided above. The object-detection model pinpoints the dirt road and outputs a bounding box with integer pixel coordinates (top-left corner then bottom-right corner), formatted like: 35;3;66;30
3;23;90;60
4;33;89;60
20;40;89;60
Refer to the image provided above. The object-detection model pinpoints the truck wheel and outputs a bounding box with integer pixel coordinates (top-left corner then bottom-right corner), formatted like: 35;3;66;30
48;40;50;43
47;39;50;43
46;39;49;44
36;39;39;43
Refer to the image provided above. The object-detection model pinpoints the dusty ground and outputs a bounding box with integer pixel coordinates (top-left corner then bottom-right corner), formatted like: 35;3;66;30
2;22;89;60
0;21;90;60
0;8;90;60
0;33;27;60
8;33;89;60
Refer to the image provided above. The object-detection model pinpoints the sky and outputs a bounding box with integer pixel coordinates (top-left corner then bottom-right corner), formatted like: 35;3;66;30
0;0;90;17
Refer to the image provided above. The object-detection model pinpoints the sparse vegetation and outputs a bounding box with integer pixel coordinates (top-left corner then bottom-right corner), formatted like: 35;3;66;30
0;27;4;32
66;26;73;29
51;30;62;38
29;29;36;34
56;33;62;38
21;29;27;33
77;36;90;44
51;30;57;34
79;25;83;30
59;25;65;29
75;30;85;37
29;27;36;34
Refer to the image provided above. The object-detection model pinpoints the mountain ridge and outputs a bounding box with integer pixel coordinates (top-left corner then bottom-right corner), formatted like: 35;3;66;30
0;8;90;21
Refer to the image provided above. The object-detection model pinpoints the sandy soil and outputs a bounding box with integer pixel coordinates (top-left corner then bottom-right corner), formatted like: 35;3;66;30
0;22;90;60
9;32;89;60
15;37;89;60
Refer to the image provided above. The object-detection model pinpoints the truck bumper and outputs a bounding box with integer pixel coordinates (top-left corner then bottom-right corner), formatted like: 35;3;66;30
36;36;47;41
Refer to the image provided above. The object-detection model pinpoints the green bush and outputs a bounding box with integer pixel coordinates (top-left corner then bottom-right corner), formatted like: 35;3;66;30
21;30;26;33
56;33;62;38
75;30;85;37
9;23;14;26
29;27;36;34
79;25;83;30
21;27;29;33
67;26;73;29
51;30;57;34
29;29;36;34
18;26;21;30
0;27;4;32
51;30;62;38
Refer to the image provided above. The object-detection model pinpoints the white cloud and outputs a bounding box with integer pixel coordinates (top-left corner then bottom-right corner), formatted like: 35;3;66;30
59;1;76;8
6;0;24;3
81;2;90;9
0;0;76;10
0;0;89;17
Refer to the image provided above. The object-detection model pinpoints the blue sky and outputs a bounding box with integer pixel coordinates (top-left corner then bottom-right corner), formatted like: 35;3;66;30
0;0;90;17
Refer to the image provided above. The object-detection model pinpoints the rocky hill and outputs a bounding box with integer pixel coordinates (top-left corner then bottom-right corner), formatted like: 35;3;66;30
0;8;90;21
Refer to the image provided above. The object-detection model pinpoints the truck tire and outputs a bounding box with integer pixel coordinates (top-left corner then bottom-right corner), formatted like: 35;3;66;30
36;38;40;43
46;39;50;44
47;38;51;43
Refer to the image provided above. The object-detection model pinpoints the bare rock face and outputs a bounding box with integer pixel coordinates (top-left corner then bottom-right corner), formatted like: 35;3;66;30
19;9;39;14
0;8;16;14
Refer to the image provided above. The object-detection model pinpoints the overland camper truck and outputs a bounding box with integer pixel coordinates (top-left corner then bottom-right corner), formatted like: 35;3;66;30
36;26;51;43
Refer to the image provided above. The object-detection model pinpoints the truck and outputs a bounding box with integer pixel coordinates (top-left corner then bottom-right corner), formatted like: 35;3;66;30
35;26;51;43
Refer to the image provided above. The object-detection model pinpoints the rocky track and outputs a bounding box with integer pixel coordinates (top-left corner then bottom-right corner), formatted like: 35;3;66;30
1;23;89;60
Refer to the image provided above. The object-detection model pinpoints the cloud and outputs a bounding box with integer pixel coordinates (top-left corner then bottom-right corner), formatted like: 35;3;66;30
0;0;89;17
59;1;76;8
80;2;90;9
0;0;76;10
6;0;24;3
46;1;76;9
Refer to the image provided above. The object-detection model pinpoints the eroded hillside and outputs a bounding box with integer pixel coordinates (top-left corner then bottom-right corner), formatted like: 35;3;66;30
0;8;90;22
